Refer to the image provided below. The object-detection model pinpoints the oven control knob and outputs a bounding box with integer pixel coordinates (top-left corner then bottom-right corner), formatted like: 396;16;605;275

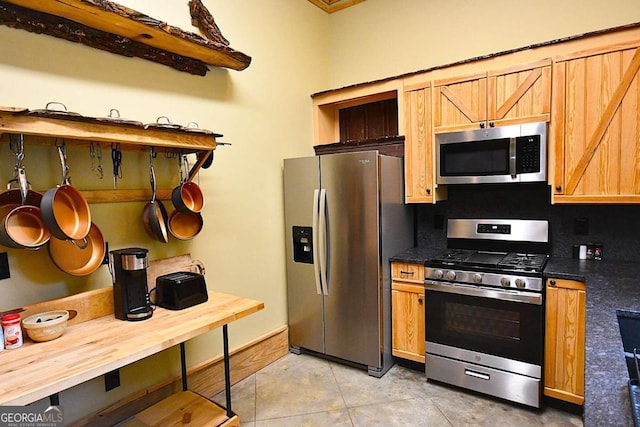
500;277;511;287
515;278;526;289
472;273;483;283
446;270;456;281
434;269;444;279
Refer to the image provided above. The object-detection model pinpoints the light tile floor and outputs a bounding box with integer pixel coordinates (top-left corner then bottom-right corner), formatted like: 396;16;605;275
212;353;583;426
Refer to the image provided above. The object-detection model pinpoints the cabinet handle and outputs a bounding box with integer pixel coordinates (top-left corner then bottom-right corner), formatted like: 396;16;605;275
479;122;486;128
400;270;415;276
555;185;562;192
418;297;423;304
549;280;556;287
489;121;495;127
425;188;431;195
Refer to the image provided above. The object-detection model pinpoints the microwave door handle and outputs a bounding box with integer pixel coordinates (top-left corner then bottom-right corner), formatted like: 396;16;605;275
509;137;517;178
312;189;323;295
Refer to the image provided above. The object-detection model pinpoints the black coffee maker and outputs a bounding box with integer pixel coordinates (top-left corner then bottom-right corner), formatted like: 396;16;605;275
109;248;153;321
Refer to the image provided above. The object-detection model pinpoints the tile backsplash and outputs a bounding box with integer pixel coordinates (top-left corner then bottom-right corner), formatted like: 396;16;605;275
415;184;640;263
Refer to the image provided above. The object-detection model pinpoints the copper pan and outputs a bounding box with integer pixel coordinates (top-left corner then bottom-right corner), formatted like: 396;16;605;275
142;148;169;243
168;210;203;240
171;154;205;213
0;141;50;250
48;222;105;276
0;205;51;249
40;143;91;242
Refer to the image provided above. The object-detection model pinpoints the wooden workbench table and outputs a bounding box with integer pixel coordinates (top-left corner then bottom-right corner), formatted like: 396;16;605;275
0;290;264;415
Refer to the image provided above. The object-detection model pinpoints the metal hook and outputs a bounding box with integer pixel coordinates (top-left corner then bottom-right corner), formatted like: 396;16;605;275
56;140;71;186
9;134;25;174
164;148;179;159
90;142;103;179
149;146;157;166
111;143;122;189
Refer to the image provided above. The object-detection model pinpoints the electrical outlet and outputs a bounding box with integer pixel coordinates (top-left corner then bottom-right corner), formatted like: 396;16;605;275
0;252;10;280
104;369;120;391
574;218;589;235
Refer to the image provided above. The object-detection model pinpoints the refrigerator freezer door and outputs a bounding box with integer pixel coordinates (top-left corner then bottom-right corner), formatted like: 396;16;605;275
284;156;324;354
320;151;381;368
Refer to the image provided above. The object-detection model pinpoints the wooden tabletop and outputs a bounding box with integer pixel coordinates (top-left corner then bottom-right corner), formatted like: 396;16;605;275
0;292;264;406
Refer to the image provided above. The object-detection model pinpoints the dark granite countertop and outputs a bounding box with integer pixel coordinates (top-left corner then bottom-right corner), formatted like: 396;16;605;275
391;249;640;427
545;257;639;427
389;246;439;264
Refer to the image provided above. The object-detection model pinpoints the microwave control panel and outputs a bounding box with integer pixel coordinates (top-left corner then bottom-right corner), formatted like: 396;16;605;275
515;135;541;173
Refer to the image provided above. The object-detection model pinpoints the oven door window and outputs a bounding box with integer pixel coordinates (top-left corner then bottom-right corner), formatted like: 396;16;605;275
439;138;510;176
425;289;542;365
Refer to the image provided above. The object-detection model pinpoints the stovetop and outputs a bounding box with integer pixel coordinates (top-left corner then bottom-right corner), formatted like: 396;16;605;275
423;219;550;291
428;249;548;274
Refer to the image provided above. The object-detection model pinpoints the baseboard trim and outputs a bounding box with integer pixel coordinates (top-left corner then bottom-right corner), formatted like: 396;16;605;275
72;325;289;427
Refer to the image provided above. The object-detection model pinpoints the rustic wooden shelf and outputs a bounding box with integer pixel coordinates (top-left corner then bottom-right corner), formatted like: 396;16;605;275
121;391;239;427
0;107;218;202
0;108;218;152
0;0;251;74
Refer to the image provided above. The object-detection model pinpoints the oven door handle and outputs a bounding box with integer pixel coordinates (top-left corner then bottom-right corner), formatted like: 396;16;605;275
424;281;542;305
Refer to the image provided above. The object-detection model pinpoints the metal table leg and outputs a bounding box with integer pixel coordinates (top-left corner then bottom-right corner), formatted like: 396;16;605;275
49;393;60;406
223;324;232;417
180;342;188;392
179;327;233;418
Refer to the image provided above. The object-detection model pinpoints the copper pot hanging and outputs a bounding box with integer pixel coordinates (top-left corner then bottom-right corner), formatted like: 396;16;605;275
142;147;169;243
48;222;105;276
171;154;205;214
0;136;51;250
40;142;92;243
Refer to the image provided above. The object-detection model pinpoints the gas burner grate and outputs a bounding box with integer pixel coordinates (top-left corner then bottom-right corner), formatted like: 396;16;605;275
498;253;548;271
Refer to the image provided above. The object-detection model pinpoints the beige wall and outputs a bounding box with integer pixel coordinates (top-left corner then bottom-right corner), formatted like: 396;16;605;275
0;0;327;422
1;0;638;422
327;0;640;88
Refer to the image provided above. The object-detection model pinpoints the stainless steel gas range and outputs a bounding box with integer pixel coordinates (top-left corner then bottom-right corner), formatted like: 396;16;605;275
424;218;549;408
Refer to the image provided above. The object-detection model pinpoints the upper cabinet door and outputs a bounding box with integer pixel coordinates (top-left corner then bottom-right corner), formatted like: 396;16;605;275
487;59;551;126
404;85;434;203
432;60;551;133
433;73;487;133
552;44;640;203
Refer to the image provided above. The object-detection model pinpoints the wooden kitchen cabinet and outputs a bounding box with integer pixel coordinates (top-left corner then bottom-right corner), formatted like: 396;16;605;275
403;84;434;203
432;59;551;133
551;42;640;203
311;80;403;146
432;72;487;133
391;262;425;363
544;277;586;405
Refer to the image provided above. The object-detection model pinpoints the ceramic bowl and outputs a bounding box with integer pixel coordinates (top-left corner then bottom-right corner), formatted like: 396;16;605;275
22;310;69;342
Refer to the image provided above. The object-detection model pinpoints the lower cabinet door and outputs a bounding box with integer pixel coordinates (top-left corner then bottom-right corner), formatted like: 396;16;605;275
392;283;425;363
544;278;586;405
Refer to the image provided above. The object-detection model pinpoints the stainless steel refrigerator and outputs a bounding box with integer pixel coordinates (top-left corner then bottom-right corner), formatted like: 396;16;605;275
283;151;413;377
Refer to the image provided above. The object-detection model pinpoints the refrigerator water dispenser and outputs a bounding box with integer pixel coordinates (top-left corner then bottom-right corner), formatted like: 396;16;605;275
292;226;313;264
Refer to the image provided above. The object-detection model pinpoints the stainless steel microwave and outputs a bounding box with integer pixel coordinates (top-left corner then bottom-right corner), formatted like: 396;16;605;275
436;122;547;185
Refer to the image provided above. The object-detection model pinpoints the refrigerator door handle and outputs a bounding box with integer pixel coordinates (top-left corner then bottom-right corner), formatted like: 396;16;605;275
312;189;323;295
318;188;329;295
